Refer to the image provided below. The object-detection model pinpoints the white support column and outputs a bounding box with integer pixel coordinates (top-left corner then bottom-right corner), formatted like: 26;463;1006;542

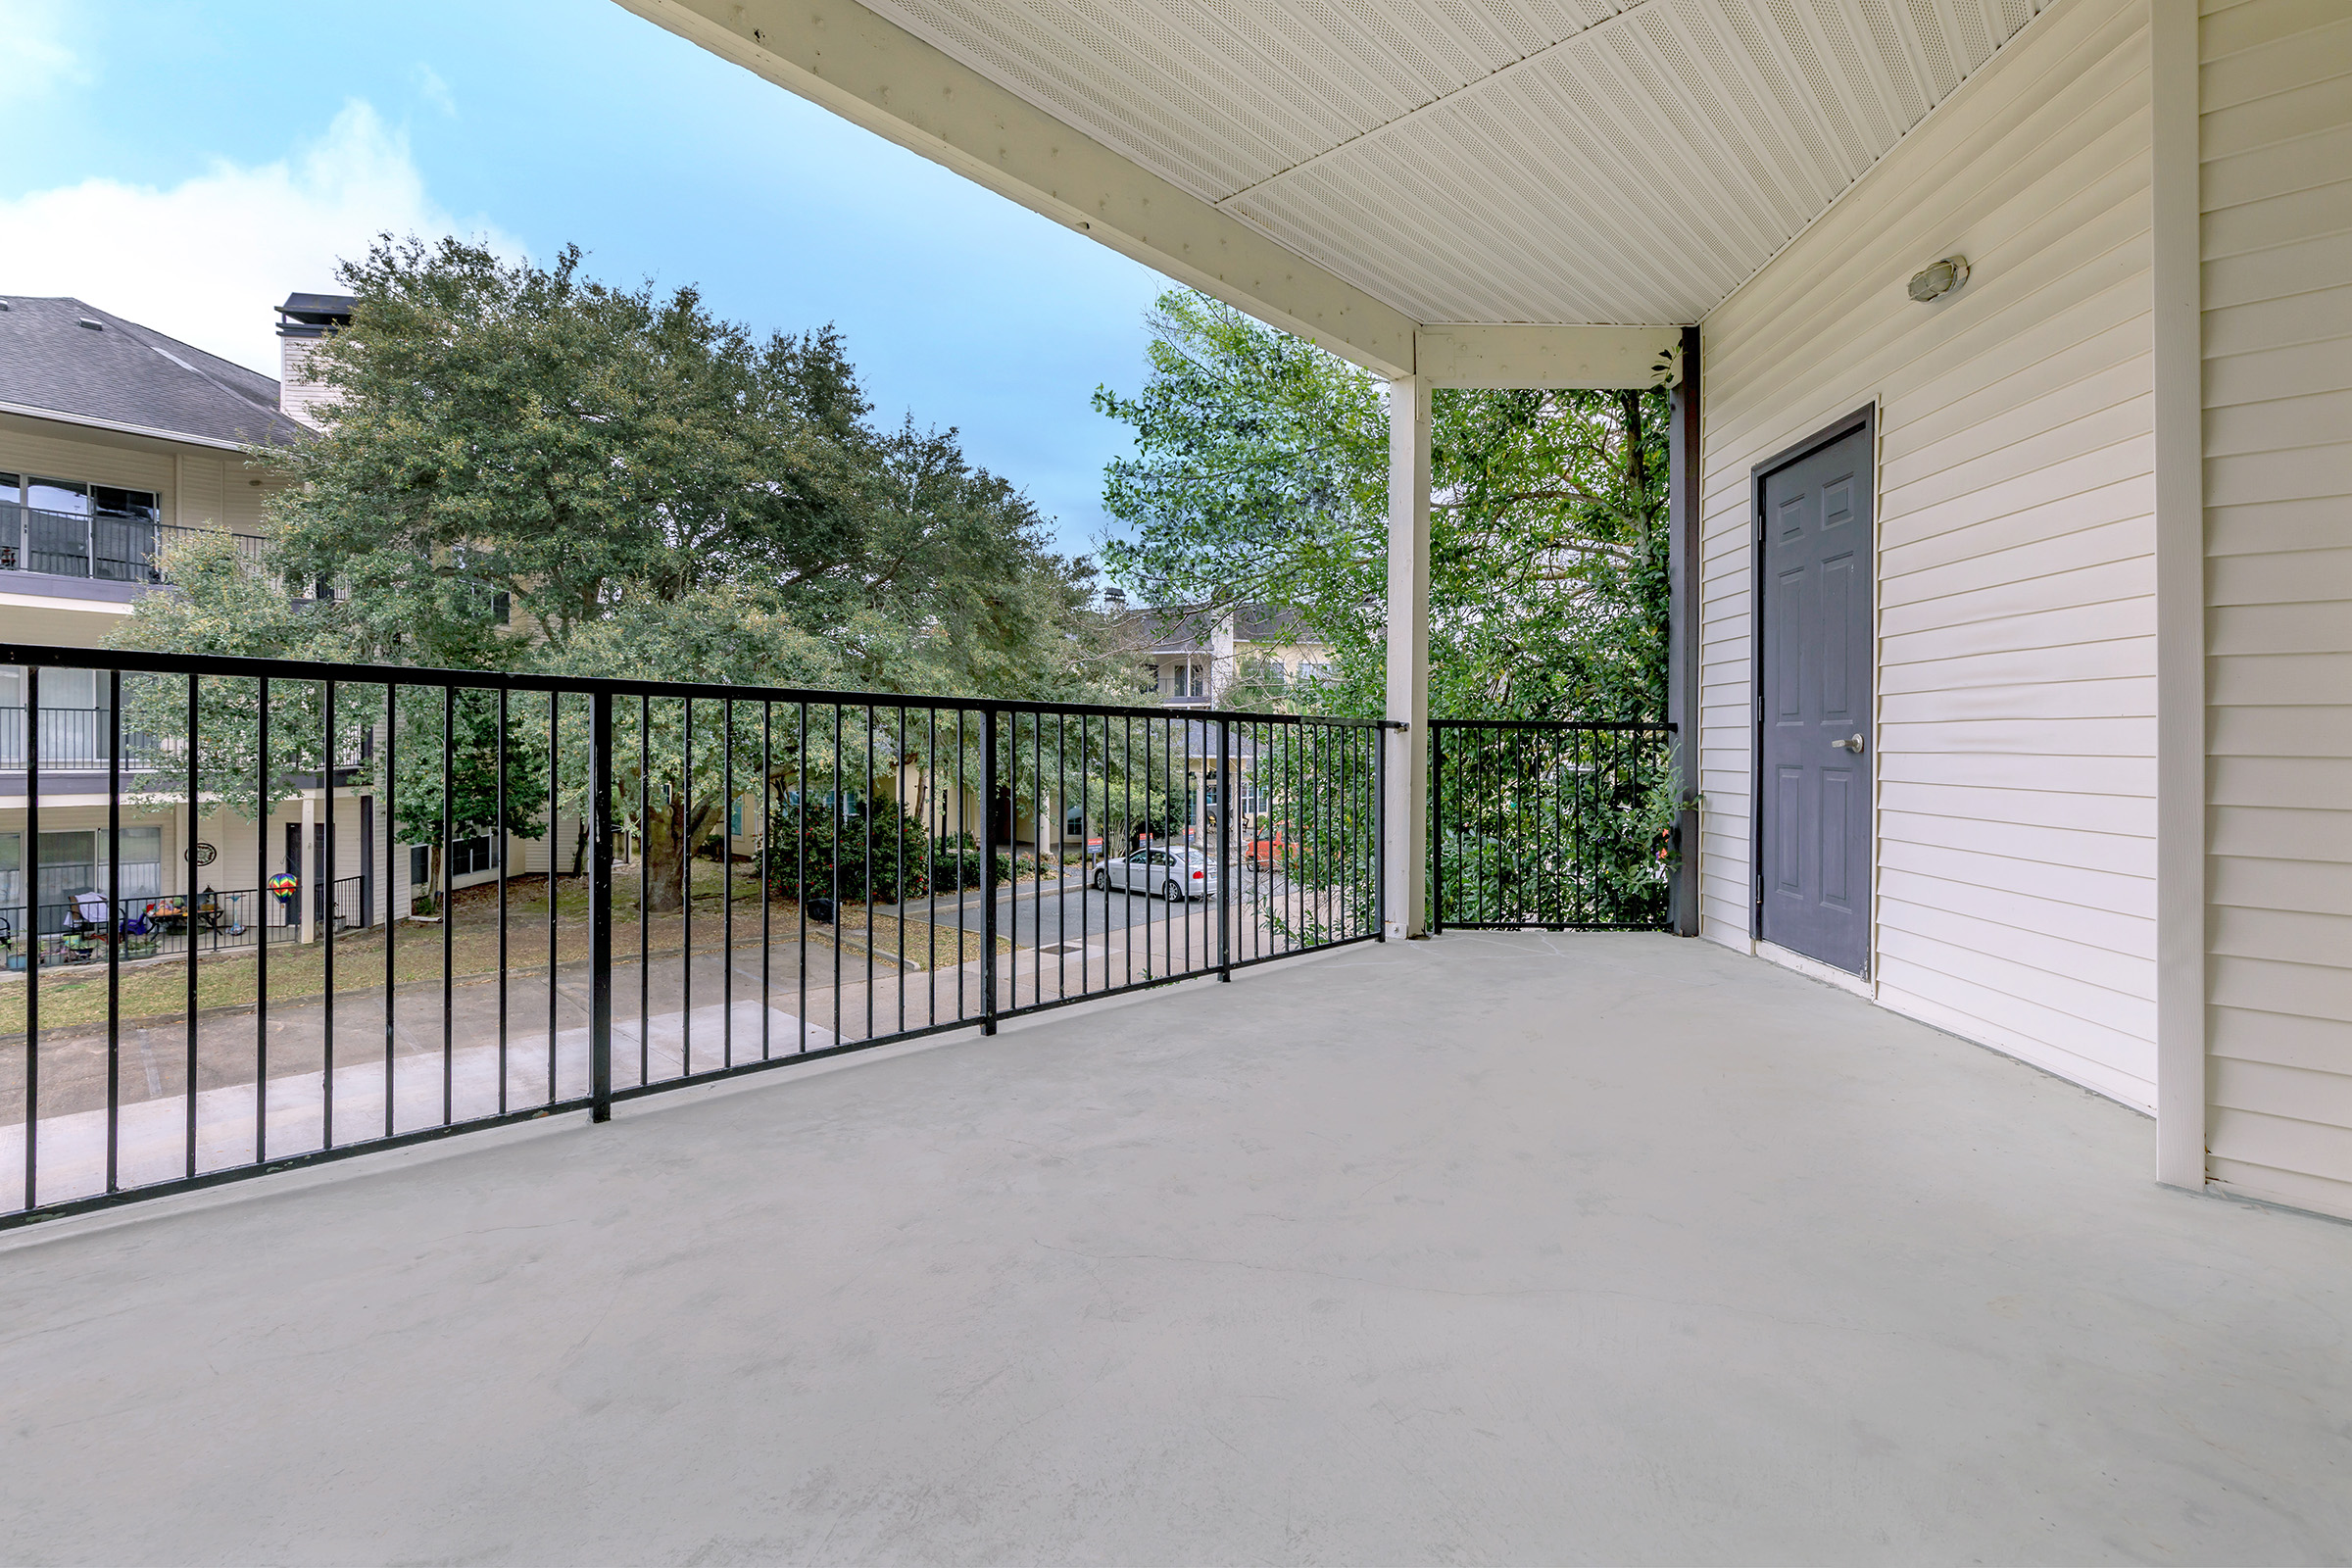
299;793;317;945
1384;374;1431;939
2151;0;2206;1192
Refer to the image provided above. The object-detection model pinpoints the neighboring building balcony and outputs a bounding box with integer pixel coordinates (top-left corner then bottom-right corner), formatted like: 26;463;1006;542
0;706;133;771
0;503;265;590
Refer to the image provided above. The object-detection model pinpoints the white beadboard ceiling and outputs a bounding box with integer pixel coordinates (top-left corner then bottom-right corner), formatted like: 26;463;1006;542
863;0;2051;323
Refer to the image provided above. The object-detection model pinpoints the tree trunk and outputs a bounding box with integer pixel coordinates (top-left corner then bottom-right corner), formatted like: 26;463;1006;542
639;789;721;913
643;795;688;914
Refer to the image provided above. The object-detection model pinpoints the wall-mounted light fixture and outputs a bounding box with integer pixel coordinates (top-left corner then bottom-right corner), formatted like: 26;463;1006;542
1908;256;1970;303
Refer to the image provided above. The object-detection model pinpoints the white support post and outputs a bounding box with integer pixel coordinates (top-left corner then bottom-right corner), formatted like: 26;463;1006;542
1384;374;1431;939
2151;0;2206;1191
299;793;316;945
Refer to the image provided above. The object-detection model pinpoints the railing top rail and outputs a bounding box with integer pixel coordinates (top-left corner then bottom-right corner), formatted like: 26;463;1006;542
0;643;1400;730
1428;718;1674;732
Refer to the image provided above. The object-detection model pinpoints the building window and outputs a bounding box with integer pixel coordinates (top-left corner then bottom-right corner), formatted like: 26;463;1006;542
412;836;496;886
1;476;161;580
1141;663;1160;694
0;826;161;932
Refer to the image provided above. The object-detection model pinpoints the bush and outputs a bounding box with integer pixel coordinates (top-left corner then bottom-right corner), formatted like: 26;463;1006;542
929;834;1010;893
763;801;933;906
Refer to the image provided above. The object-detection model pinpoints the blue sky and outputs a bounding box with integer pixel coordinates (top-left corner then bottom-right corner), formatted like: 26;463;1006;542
0;0;1173;561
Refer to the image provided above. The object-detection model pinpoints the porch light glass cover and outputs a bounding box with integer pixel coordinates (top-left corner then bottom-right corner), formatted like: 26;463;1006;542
1908;256;1969;303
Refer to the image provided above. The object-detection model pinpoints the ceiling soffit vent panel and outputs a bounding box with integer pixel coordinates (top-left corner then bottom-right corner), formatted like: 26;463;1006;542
858;0;2051;324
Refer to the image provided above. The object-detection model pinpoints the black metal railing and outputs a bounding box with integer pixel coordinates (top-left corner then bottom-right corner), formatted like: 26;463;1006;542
0;503;265;582
1429;720;1677;933
0;707;168;770
0;643;1388;1227
1;877;367;966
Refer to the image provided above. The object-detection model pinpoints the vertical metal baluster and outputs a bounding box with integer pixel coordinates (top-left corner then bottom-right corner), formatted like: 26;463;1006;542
254;675;269;1164
495;687;508;1110
896;706;907;1033
1078;714;1089;999
864;704;875;1041
1572;725;1588;927
953;708;964;1024
1151;715;1164;974
1216;715;1230;979
723;696;734;1070
926;706;938;1025
639;695;650;1084
1321;721;1334;946
761;701;772;1061
1288;718;1300;952
381;685;394;1138
1121;713;1132;988
1354;722;1367;938
1535;725;1548;927
105;670;121;1190
184;672;198;1177
1033;712;1044;1004
681;696;691;1076
1170;716;1183;975
842;700;851;1048
546;690;558;1102
21;665;35;1210
1491;726;1501;926
589;689;613;1123
797;701;808;1054
1373;718;1387;943
1337;722;1348;941
321;678;336;1150
441;685;454;1125
979;707;998;1035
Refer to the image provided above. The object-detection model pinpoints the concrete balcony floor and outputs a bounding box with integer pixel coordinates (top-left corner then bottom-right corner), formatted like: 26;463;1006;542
2;932;2345;1564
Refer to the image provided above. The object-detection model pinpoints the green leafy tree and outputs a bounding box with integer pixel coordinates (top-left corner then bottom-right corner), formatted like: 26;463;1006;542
1095;289;1670;723
111;236;1123;909
1095;289;1677;923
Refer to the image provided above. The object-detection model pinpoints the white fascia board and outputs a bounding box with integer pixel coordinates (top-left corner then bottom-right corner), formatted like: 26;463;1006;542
0;402;254;455
1413;325;1683;389
615;0;1420;378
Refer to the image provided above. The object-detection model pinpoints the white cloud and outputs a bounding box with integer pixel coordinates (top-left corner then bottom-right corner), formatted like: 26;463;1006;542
0;101;519;374
0;0;87;90
413;64;459;119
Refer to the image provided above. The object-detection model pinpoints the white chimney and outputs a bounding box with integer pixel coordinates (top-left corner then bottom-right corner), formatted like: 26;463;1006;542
274;292;354;429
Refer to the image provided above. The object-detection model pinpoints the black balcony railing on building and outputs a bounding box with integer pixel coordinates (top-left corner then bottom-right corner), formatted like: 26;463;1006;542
1429;720;1678;933
0;503;266;583
0;643;1389;1228
2;877;368;967
0;707;172;771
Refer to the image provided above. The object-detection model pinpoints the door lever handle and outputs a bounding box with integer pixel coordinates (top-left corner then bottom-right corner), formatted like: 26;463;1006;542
1832;733;1866;754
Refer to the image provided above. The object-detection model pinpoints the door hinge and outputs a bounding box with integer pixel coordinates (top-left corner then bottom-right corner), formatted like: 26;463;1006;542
1753;871;1764;905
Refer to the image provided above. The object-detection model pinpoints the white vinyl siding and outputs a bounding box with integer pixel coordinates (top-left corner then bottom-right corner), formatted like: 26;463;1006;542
2198;0;2352;1217
0;419;279;535
1698;0;2161;1106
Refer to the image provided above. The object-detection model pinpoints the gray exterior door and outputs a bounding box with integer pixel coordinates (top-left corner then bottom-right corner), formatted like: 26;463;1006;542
1757;421;1873;974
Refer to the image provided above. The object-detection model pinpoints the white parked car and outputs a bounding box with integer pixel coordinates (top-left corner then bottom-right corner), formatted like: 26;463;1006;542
1094;847;1218;902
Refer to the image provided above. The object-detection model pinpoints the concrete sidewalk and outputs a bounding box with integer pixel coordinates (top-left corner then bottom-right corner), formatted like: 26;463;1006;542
6;931;2342;1563
4;897;1330;1206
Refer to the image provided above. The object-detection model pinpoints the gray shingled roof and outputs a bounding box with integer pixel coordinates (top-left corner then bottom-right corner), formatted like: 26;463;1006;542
0;295;311;448
1117;602;1317;655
